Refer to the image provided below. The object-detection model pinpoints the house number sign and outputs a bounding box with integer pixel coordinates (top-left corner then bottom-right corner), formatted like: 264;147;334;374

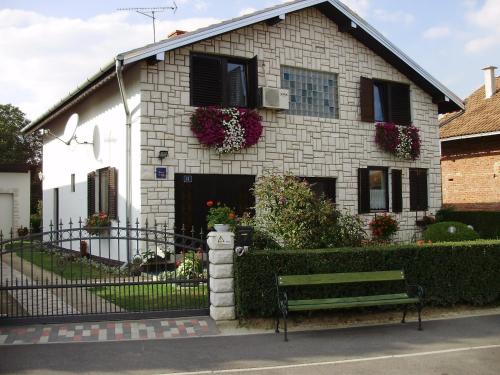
155;167;167;179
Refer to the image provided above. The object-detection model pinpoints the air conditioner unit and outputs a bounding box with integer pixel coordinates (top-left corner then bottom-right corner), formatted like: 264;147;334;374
259;87;289;110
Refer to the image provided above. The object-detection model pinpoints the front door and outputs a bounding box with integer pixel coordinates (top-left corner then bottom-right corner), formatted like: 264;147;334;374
175;174;255;234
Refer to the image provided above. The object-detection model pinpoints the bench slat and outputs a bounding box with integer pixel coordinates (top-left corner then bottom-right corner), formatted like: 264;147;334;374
278;270;405;286
288;293;410;306
288;297;419;311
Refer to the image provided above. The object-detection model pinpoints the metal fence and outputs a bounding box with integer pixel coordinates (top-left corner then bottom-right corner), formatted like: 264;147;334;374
0;219;209;324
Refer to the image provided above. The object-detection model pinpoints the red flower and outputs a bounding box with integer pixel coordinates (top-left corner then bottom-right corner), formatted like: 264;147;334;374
228;213;236;220
175;260;181;268
206;200;214;207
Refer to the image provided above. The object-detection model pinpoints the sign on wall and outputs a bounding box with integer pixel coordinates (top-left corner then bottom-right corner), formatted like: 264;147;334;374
155;167;167;180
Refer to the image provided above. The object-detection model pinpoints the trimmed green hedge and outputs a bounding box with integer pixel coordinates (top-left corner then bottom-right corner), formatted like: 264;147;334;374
436;211;500;239
234;241;500;318
423;222;479;242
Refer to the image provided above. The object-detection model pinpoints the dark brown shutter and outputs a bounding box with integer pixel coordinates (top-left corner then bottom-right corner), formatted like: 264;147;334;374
418;169;428;210
391;169;402;213
247;56;259;109
87;171;96;217
190;54;223;107
360;77;374;122
358;168;370;213
107;167;118;220
390;83;411;125
409;169;419;211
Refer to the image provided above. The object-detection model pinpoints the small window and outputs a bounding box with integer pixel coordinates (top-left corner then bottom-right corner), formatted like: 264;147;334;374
281;66;339;118
358;167;389;213
300;177;336;203
360;77;411;125
71;174;75;192
87;167;117;219
410;168;428;211
369;169;388;211
190;54;258;108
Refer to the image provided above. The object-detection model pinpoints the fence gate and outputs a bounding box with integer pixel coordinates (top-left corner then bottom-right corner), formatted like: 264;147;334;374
0;219;209;325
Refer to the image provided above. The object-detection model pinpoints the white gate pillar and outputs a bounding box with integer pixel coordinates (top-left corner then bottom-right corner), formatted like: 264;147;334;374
207;231;235;321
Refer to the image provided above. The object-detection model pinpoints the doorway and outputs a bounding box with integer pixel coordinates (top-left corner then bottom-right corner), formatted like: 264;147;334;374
175;174;255;234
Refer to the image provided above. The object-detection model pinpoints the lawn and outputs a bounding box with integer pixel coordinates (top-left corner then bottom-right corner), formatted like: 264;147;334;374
11;242;119;280
91;283;208;311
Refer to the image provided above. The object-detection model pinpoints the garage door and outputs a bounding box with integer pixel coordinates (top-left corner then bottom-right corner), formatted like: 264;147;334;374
0;193;13;237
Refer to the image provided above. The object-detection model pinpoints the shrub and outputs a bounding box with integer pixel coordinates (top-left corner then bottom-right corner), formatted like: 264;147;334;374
423;221;479;242
234;241;500;318
436;209;500;239
369;214;399;242
253;171;337;249
325;210;366;247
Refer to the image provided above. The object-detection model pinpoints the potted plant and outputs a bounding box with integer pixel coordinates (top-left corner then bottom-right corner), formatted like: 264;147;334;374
84;212;111;236
206;201;236;232
369;214;399;243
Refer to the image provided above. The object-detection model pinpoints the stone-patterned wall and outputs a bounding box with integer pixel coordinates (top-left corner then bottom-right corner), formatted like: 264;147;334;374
139;7;442;242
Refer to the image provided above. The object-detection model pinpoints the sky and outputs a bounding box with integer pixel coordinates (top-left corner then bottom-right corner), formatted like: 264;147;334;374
1;0;499;121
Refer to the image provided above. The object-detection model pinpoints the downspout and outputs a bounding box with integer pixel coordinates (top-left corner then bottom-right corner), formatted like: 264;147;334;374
115;58;132;263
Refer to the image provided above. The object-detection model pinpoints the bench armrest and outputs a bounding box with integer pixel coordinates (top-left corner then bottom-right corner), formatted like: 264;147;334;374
407;284;424;300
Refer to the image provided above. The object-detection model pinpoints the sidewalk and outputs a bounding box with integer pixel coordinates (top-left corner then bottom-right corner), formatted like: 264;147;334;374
0;317;219;345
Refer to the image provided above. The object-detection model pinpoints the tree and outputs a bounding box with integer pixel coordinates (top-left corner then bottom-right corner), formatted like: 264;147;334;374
0;104;42;214
0;104;41;166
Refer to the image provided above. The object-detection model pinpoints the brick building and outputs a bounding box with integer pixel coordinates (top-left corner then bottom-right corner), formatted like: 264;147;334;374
22;0;463;259
440;67;500;211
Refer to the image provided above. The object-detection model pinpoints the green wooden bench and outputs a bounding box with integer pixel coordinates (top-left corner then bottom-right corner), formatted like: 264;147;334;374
275;270;424;341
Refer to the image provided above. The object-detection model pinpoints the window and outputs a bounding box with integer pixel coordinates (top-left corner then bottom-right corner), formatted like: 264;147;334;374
300;177;336;203
391;169;403;213
358;167;389;213
281;66;339;118
87;167;117;219
190;54;258;108
409;168;428;211
360;77;411;125
71;174;75;193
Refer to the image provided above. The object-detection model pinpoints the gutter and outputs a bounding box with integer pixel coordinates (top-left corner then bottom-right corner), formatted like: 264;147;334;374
115;58;133;263
440;131;500;143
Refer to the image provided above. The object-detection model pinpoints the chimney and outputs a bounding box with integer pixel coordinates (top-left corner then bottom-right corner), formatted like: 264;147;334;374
168;30;186;39
482;65;497;99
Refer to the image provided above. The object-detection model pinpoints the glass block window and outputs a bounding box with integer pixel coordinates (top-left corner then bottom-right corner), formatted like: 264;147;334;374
281;66;339;118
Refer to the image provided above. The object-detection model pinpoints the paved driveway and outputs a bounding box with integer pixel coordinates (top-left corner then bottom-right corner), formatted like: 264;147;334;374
0;314;499;374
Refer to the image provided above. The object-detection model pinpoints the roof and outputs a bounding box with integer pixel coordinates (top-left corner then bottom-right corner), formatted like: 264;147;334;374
23;0;464;134
440;76;500;139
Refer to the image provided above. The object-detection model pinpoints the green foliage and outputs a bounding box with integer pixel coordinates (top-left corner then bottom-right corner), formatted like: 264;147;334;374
206;202;236;229
369;214;399;242
423;221;480;242
30;200;42;233
436;209;500;239
324;209;366;247
253;171;338;249
0;104;41;166
234;241;500;317
176;251;203;279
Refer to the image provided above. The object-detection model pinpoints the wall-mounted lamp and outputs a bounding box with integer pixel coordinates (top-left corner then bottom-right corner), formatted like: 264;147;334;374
158;150;169;160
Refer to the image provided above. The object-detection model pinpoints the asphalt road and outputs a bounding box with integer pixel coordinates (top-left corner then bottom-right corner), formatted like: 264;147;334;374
1;314;499;375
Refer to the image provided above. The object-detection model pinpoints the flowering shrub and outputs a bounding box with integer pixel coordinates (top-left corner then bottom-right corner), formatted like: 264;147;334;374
206;201;237;229
369;214;399;242
375;122;421;160
190;107;263;153
85;212;111;236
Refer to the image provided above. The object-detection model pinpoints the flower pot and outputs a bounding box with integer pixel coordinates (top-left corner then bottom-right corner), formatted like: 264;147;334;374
213;224;230;232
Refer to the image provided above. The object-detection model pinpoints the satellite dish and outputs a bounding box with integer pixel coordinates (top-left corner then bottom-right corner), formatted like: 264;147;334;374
93;125;101;159
63;113;79;145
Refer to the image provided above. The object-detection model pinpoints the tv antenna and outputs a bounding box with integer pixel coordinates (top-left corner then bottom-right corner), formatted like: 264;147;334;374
118;1;178;42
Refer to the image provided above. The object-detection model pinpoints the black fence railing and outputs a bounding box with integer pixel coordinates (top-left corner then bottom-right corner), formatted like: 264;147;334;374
0;219;209;324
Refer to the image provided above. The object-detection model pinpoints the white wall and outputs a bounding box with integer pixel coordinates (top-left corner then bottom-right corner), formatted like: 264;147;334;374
0;171;30;238
41;65;141;261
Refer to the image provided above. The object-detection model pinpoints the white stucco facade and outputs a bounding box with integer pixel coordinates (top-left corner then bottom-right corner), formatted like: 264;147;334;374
0;170;31;238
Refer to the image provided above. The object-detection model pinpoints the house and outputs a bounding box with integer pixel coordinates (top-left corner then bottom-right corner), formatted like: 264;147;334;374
440;66;500;211
22;0;463;259
0;164;31;237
